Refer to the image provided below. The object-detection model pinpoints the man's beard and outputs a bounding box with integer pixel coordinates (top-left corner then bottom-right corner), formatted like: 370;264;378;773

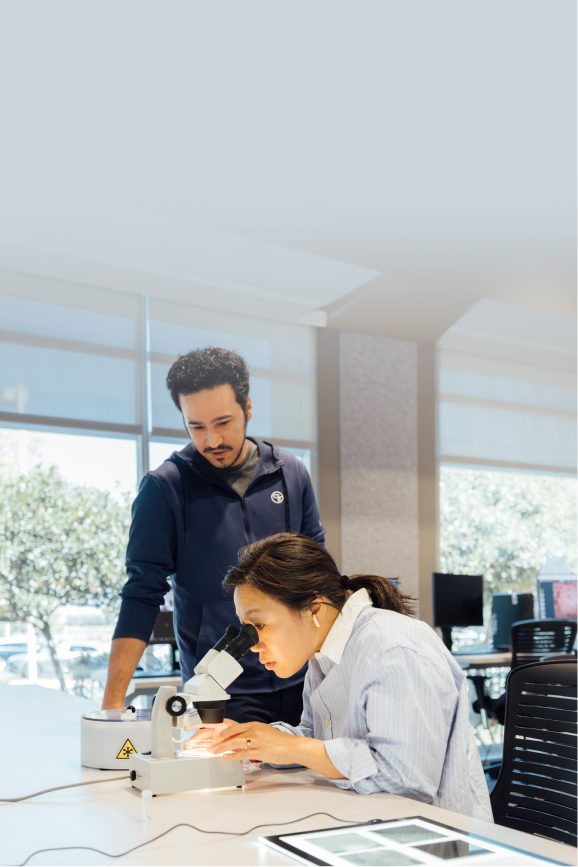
204;421;247;467
205;442;244;466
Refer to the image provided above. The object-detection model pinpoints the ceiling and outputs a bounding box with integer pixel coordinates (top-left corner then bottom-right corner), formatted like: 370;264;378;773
0;2;574;343
438;299;577;370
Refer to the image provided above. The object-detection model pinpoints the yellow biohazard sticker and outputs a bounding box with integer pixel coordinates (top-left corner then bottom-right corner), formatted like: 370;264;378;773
116;738;137;759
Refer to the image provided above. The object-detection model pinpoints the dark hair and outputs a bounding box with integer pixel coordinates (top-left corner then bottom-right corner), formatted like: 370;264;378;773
223;533;415;617
166;346;250;412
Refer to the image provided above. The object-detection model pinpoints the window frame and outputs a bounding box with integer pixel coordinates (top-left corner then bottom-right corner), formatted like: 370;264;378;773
0;292;318;487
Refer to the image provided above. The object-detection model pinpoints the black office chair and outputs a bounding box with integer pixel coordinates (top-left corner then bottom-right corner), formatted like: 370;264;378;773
471;619;577;750
470;675;506;727
490;660;577;847
147;611;180;674
511;619;577;670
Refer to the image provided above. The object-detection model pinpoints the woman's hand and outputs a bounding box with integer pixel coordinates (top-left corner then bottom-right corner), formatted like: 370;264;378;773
186;720;347;780
184;719;236;750
209;721;297;765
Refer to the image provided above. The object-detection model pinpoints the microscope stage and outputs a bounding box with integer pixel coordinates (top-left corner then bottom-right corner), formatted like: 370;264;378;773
129;752;245;795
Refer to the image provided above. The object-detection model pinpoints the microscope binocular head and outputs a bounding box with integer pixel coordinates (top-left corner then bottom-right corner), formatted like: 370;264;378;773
185;623;259;724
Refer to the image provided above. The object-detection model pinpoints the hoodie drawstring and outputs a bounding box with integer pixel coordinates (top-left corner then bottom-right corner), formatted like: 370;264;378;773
280;467;291;532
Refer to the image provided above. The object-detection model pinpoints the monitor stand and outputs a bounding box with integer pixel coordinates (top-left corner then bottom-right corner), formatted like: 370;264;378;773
441;627;453;651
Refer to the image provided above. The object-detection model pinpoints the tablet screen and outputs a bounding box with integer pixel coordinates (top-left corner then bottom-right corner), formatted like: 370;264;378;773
260;817;562;866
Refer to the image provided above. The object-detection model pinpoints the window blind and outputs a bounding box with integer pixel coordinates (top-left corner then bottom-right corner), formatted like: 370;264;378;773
0;269;317;456
438;349;577;473
0;270;140;429
149;298;316;447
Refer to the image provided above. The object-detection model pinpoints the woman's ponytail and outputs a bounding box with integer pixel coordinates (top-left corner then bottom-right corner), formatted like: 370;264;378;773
347;574;415;617
224;532;416;619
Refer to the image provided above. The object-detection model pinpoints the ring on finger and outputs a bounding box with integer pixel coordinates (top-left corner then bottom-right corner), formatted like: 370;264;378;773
246;737;251;750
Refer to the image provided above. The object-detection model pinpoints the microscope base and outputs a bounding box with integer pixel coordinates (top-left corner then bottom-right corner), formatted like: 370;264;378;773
129;753;245;795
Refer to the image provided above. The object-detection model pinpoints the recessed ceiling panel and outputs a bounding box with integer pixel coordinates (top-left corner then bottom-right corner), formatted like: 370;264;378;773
0;205;381;313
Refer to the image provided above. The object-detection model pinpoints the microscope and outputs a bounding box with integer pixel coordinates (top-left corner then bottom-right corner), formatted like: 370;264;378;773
129;623;258;795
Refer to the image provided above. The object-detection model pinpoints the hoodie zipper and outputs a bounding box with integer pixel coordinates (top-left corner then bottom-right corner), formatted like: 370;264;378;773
240;496;251;542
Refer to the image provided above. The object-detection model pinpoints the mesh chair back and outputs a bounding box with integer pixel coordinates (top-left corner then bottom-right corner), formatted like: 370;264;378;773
511;619;577;670
490;660;577;847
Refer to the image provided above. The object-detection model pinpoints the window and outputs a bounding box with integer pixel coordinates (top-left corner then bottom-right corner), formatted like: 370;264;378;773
437;301;577;650
150;439;186;472
0;272;318;697
149;298;316;450
0;428;135;695
438;350;576;473
1;428;138;495
439;467;577;649
0;274;140;429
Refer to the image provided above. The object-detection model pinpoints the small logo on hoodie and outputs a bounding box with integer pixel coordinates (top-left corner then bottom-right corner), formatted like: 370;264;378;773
271;491;284;504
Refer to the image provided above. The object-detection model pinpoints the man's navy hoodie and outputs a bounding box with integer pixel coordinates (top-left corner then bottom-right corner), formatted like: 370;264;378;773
113;438;326;694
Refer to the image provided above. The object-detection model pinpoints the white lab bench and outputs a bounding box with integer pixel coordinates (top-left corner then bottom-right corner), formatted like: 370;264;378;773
0;684;574;866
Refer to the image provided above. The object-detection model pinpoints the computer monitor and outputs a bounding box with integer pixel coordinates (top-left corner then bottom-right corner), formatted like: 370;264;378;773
491;592;535;650
150;611;176;644
537;575;577;620
433;573;484;650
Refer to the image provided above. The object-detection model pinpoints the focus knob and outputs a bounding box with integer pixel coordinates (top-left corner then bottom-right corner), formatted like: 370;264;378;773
165;695;187;717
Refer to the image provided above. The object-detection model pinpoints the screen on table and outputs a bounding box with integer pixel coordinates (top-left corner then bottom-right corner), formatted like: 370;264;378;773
261;817;558;866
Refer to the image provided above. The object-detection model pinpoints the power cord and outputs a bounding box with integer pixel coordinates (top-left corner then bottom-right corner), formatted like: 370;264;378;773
0;775;131;803
17;812;361;866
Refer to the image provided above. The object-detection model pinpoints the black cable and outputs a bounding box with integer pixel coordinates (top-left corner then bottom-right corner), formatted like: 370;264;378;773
0;775;130;803
17;812;359;866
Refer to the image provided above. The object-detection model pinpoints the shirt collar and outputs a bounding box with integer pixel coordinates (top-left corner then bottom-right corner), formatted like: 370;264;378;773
315;587;373;665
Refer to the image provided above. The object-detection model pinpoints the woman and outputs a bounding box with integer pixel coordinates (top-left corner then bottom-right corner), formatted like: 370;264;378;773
188;533;493;822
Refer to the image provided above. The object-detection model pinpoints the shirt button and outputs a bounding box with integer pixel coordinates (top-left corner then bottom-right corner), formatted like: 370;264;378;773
324;718;330;725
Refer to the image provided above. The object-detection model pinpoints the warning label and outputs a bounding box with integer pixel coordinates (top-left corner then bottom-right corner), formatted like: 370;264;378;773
116;738;137;760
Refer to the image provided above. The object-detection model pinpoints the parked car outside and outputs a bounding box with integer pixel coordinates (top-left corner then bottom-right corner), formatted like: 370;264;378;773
5;641;104;678
0;634;46;663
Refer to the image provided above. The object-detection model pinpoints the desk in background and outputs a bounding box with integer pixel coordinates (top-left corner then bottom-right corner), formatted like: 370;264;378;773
453;651;512;670
0;683;574;866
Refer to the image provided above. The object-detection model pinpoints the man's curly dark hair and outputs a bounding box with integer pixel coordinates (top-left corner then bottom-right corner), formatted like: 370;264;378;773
166;346;250;414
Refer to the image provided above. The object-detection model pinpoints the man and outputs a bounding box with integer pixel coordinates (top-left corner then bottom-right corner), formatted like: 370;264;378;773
102;346;325;724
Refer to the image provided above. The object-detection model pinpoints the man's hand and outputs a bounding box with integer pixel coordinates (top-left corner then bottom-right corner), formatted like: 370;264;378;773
102;637;147;709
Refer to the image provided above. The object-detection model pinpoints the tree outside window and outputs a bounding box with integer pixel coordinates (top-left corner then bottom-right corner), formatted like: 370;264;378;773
439;466;577;648
0;429;135;695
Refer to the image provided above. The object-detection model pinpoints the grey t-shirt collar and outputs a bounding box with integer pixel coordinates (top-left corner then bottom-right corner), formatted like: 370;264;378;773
207;439;259;499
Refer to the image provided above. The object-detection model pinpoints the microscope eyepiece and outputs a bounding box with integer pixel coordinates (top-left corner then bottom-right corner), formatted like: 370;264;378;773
212;624;240;653
223;623;259;661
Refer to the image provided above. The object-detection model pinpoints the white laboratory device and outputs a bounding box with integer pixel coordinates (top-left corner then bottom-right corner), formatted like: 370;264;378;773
81;707;151;769
128;624;258;795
